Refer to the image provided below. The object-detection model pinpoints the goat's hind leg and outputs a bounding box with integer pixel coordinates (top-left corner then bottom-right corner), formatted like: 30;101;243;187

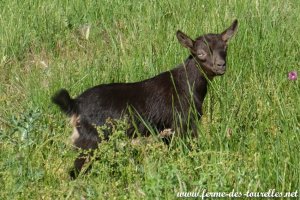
70;119;101;179
70;152;89;179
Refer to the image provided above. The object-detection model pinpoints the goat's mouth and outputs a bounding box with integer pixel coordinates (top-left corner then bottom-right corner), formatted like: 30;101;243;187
216;70;226;75
199;64;226;77
213;68;226;75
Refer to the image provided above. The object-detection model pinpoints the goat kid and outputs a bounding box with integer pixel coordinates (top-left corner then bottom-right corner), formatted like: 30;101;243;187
52;20;238;178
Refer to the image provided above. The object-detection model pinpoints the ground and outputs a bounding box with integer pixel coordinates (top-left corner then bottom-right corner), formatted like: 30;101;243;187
0;0;299;199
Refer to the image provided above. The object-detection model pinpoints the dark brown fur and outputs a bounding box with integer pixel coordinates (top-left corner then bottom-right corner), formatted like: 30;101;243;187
52;20;238;178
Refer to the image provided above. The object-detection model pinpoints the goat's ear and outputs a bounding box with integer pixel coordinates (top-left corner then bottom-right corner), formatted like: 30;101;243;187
221;19;238;42
176;30;194;49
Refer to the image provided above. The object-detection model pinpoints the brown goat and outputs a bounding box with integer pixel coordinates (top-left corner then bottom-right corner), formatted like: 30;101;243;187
52;20;238;178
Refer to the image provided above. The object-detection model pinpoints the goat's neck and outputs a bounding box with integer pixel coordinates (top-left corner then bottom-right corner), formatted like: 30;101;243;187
183;56;210;101
184;55;211;85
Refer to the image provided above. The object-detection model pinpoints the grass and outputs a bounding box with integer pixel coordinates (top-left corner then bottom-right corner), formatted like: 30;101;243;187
0;0;299;199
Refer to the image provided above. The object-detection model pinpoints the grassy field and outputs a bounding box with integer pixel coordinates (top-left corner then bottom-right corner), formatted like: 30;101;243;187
0;0;299;199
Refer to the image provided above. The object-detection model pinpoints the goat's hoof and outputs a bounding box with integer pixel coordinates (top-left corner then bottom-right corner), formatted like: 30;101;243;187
159;128;174;138
69;169;79;180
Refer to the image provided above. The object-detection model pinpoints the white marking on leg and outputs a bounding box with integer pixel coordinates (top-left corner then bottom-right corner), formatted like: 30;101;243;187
71;127;80;144
70;115;80;144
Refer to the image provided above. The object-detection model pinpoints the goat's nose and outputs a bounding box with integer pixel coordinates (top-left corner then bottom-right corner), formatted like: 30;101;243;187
216;61;226;68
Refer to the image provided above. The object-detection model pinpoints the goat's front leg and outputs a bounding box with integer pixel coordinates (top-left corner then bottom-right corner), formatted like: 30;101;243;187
159;128;175;145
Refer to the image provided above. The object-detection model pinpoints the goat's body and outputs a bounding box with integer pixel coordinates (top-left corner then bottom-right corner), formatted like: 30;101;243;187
68;57;207;141
52;20;237;178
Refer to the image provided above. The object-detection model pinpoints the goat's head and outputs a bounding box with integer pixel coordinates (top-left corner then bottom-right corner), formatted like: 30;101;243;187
176;20;238;76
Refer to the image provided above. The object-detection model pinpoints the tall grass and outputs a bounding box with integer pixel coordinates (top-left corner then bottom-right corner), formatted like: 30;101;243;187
0;0;299;199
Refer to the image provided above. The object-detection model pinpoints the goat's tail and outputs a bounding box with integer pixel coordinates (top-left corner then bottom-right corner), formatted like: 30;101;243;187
52;89;76;116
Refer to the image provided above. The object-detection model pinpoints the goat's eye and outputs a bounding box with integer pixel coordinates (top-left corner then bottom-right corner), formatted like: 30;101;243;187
198;52;206;57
